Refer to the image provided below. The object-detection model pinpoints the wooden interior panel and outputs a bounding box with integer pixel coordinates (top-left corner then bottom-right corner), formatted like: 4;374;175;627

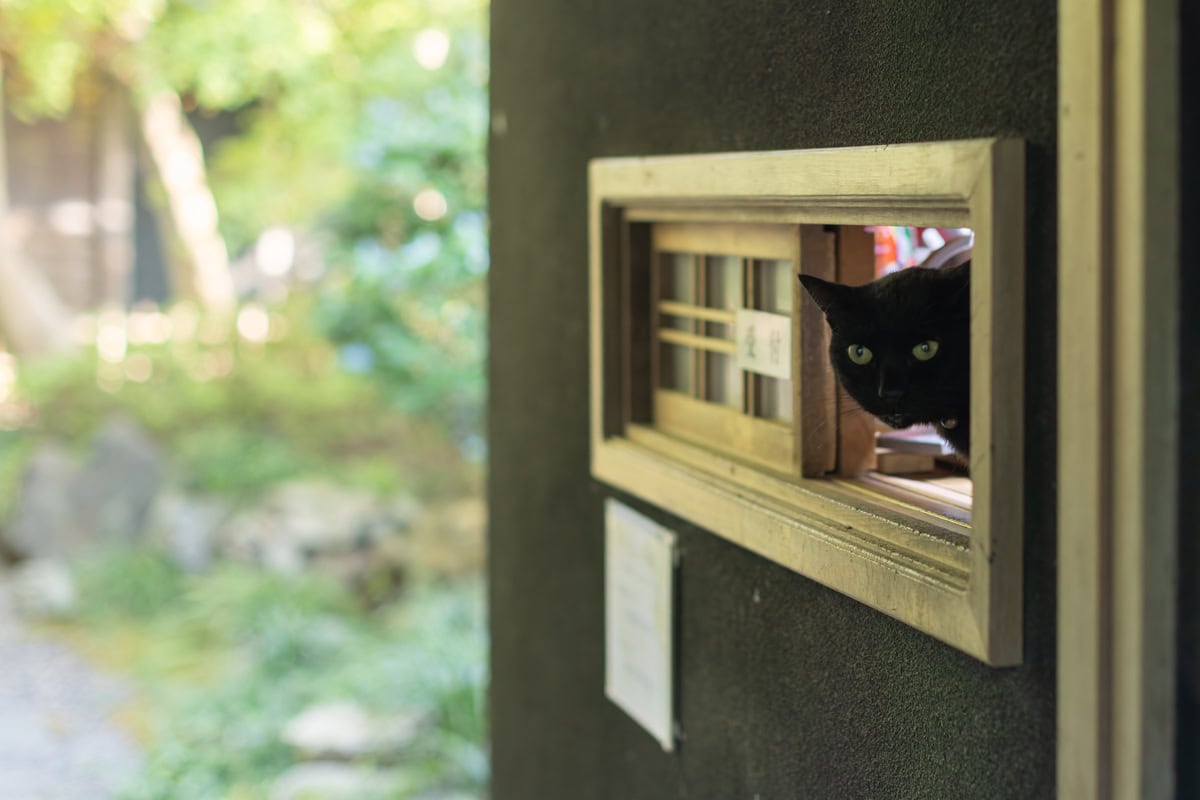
598;204;626;439
653;222;797;259
623;221;653;424
798;225;837;477
655;390;793;473
833;225;879;476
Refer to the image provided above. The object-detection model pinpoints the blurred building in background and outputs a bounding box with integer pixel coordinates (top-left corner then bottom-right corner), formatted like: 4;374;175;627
4;79;172;313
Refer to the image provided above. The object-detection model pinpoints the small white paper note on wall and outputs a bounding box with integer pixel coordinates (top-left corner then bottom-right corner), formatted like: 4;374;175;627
604;499;677;751
735;308;792;380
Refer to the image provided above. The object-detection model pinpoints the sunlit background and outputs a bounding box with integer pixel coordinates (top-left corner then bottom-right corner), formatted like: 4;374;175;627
0;1;488;797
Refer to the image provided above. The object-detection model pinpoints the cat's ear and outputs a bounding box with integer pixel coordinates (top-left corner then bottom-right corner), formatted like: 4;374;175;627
939;259;971;300
798;274;856;327
940;259;971;282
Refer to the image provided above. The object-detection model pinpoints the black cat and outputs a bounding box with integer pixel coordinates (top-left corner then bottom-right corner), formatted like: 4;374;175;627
798;262;970;456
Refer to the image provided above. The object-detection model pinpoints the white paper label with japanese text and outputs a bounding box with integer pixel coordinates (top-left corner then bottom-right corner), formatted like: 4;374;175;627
735;308;791;380
604;499;677;751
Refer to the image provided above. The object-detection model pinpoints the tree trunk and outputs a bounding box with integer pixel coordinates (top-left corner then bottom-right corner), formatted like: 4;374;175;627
136;89;236;314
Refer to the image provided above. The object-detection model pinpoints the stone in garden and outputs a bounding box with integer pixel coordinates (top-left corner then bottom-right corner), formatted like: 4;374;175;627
268;762;410;800
281;700;429;761
3;442;81;559
282;701;372;759
4;416;168;561
219;501;306;574
72;415;164;546
266;481;416;553
144;490;229;573
218;480;419;583
306;548;376;590
9;558;77;618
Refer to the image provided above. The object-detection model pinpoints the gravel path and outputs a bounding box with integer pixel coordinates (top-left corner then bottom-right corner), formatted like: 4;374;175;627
0;580;143;800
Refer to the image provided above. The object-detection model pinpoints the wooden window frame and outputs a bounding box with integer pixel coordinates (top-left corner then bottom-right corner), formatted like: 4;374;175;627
589;140;1025;665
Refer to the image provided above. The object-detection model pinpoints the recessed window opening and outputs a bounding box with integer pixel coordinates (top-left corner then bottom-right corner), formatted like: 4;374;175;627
641;221;974;529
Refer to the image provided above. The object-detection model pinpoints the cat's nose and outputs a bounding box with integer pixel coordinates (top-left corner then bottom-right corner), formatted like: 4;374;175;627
877;371;907;400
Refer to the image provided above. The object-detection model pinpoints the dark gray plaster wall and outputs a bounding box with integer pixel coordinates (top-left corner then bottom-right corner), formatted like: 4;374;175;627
489;1;1057;797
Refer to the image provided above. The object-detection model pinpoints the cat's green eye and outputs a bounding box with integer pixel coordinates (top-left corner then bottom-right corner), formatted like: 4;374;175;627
912;340;940;361
847;344;873;365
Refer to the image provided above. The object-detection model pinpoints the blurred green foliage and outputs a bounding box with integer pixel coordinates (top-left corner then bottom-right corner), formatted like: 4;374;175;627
55;547;486;799
0;429;33;524
13;302;477;501
2;4;489;796
313;64;488;438
1;0;489;444
0;0;130;118
72;546;186;622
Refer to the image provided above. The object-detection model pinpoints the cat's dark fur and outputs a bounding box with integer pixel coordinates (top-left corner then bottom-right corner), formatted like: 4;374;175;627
798;262;970;456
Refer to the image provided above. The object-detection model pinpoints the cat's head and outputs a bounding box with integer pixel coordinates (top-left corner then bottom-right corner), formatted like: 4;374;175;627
798;263;970;430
